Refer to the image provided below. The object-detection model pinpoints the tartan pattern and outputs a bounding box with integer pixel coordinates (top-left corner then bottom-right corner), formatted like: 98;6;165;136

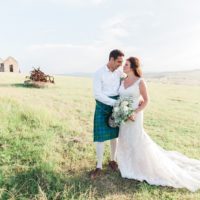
93;96;119;142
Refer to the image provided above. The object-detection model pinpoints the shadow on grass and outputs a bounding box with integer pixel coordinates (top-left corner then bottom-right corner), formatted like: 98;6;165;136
12;83;41;88
1;167;188;200
0;83;41;88
1;166;66;200
12;83;32;88
65;169;183;199
0;83;33;88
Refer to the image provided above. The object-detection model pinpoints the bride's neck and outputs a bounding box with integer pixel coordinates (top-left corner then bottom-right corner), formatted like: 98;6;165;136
126;73;137;80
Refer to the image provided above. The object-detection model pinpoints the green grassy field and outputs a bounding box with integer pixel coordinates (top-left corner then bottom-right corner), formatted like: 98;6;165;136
0;72;200;200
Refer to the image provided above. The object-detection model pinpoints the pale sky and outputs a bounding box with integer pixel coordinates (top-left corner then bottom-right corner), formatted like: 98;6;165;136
1;0;200;74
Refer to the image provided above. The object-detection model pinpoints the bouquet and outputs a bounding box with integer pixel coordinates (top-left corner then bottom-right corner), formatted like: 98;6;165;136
108;96;135;128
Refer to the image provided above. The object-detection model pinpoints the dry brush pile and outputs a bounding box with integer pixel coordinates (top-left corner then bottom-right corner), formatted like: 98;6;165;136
24;67;55;88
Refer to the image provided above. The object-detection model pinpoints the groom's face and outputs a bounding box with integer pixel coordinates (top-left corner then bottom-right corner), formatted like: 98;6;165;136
112;56;123;70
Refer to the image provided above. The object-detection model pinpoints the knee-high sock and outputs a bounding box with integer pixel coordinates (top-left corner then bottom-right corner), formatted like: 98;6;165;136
95;142;104;169
110;138;117;161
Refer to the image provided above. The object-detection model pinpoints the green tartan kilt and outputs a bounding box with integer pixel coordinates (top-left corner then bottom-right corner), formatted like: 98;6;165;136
93;96;119;142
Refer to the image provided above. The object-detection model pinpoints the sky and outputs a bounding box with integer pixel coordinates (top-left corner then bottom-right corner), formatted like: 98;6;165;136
1;0;200;74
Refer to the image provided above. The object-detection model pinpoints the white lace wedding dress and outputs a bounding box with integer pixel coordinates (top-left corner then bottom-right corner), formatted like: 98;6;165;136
116;78;200;192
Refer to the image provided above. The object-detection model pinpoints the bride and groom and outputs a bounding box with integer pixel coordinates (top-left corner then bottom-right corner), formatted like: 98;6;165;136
91;49;200;192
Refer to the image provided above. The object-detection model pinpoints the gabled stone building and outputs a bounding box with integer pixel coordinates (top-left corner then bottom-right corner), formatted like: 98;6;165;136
0;56;19;73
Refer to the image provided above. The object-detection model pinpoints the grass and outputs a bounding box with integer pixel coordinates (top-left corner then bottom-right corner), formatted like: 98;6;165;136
0;72;200;200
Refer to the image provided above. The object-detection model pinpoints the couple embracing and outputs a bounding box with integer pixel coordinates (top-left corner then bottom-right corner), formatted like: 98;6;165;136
90;49;200;192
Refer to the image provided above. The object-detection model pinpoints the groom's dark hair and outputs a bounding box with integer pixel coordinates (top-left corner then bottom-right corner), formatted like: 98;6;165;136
109;49;124;60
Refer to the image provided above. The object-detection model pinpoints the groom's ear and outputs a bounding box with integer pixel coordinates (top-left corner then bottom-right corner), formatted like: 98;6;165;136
109;57;114;62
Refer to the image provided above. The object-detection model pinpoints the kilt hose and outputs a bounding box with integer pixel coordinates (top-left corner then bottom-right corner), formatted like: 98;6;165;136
93;96;119;142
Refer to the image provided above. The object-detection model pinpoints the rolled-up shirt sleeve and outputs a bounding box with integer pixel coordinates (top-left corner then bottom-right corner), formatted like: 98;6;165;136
93;71;116;106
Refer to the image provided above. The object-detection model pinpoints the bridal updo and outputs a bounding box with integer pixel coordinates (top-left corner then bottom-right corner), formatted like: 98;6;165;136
127;57;142;77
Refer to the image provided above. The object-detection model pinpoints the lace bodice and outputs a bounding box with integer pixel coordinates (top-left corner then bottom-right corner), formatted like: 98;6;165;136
119;78;142;109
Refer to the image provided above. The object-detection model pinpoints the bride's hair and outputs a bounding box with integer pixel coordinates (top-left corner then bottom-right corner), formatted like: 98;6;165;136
127;57;142;77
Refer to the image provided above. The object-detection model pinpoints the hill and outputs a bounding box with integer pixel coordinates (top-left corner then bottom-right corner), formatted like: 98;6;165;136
65;69;200;85
144;69;200;85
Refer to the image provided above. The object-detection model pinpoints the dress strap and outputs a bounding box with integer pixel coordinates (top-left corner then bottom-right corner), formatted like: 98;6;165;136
136;77;143;85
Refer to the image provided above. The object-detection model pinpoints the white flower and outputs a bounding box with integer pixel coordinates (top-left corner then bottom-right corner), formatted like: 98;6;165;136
121;101;129;107
114;107;119;112
122;106;129;112
120;72;127;79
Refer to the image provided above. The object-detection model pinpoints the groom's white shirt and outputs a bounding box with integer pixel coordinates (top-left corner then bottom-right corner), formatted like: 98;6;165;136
93;65;123;106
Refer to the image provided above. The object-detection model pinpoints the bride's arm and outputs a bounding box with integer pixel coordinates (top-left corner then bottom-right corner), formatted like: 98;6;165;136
135;79;149;113
129;79;149;121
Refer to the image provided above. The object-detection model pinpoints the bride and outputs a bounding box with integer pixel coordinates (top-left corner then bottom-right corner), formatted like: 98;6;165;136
116;57;200;192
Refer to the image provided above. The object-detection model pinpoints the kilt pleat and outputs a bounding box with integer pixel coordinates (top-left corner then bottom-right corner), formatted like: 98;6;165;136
93;96;119;142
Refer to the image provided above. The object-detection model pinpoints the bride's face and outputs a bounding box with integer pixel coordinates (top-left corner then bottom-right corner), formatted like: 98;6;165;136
123;60;132;74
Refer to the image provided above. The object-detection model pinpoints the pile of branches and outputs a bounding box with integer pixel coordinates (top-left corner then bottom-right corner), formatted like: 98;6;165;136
26;67;54;83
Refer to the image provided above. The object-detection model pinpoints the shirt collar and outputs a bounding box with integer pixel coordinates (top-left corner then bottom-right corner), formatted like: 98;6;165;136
105;65;110;72
105;65;116;73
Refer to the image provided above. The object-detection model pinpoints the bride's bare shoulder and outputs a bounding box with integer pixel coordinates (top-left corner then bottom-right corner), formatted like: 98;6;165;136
139;78;147;88
139;77;146;83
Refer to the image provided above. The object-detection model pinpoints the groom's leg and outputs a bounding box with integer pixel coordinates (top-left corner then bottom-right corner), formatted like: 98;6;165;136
110;138;117;161
108;138;118;171
95;142;104;169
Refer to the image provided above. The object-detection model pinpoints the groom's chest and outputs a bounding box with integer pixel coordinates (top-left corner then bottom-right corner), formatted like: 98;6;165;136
101;72;120;87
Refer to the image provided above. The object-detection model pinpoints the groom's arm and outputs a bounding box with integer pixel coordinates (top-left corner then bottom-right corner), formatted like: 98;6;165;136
93;72;116;106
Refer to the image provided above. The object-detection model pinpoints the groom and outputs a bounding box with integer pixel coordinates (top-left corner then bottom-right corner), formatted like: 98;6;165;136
90;49;124;179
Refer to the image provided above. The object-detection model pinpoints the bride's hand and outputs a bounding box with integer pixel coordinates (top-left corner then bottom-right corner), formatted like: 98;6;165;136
138;98;144;106
129;112;137;121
